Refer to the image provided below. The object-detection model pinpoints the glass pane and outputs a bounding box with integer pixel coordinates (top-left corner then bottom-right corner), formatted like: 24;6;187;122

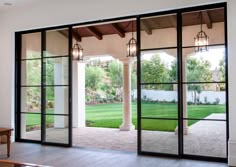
141;84;178;119
21;32;41;59
141;49;177;83
44;57;69;85
182;46;226;82
45;28;69;57
45;115;69;144
184;120;226;158
141;119;178;154
21;113;41;141
141;14;177;49
182;8;225;47
21;60;41;85
21;87;41;113
45;86;69;115
183;83;226;120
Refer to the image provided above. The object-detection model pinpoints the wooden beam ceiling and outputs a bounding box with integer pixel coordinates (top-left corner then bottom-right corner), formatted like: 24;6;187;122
72;29;82;42
202;11;212;29
87;26;103;40
58;30;68;38
169;15;177;28
141;20;152;35
58;29;82;42
111;23;125;38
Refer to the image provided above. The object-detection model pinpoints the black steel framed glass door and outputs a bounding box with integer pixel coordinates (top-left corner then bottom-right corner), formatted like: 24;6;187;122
137;3;228;161
16;26;72;146
138;13;179;155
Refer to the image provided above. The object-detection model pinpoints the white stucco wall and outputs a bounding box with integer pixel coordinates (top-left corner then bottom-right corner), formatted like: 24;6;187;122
3;0;236;164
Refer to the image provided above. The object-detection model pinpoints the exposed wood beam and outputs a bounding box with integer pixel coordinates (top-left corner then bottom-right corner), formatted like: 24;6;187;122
141;20;152;35
58;29;82;42
87;26;103;40
202;11;212;29
58;30;68;38
111;23;125;38
169;15;177;28
72;29;82;42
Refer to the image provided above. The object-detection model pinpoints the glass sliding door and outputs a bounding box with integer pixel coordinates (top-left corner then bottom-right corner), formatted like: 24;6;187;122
182;7;227;158
137;4;228;161
17;27;72;146
139;14;179;155
42;28;71;145
20;32;42;141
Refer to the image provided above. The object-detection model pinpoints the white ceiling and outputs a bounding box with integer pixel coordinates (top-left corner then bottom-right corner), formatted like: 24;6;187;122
0;0;40;12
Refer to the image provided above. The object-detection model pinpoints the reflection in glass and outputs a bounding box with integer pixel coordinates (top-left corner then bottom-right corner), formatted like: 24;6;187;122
141;119;178;154
45;86;69;115
45;28;69;57
45;115;69;144
21;113;41;141
21;32;41;59
141;49;177;83
44;57;69;85
21;87;41;113
184;120;226;158
21;60;41;85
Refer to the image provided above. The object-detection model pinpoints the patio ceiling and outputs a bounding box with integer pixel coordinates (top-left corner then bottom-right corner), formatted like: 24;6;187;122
58;7;224;42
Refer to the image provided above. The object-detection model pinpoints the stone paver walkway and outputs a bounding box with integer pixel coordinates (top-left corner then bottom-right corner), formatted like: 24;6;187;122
23;113;226;157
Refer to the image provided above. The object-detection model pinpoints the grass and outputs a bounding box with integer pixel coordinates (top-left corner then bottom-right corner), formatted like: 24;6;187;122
86;102;225;131
25;103;225;132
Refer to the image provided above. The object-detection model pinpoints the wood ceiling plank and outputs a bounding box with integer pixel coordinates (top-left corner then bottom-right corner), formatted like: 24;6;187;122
87;26;103;40
141;19;152;35
202;11;212;29
111;23;125;38
169;15;177;28
72;29;82;42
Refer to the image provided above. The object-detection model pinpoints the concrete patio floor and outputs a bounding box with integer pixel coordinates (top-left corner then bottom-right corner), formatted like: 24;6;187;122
22;113;226;158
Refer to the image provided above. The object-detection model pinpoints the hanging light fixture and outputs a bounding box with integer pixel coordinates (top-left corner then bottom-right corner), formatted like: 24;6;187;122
72;29;83;61
127;21;137;57
194;11;209;52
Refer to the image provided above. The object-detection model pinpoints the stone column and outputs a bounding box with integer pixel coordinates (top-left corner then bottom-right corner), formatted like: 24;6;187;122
175;55;189;135
182;56;189;135
119;59;135;131
73;61;86;127
54;60;68;128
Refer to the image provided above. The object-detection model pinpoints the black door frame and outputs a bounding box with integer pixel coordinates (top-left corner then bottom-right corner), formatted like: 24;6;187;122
136;2;228;162
15;26;73;147
15;2;228;162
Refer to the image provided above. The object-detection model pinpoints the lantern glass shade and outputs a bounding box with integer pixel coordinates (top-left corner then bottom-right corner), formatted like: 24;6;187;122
194;30;209;52
127;37;137;57
72;43;83;61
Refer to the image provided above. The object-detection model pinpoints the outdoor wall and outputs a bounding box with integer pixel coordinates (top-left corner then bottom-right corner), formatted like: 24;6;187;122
132;90;226;104
2;0;236;164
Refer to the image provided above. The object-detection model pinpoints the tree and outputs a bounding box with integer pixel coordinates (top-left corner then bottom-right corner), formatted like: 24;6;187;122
186;58;212;104
219;56;225;90
107;60;123;99
85;66;105;91
141;55;172;90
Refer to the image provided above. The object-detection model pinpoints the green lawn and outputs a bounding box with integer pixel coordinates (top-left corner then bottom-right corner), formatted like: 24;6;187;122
26;102;225;132
86;102;225;131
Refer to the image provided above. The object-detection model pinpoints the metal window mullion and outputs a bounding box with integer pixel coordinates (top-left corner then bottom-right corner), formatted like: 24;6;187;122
177;11;184;157
41;30;46;143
